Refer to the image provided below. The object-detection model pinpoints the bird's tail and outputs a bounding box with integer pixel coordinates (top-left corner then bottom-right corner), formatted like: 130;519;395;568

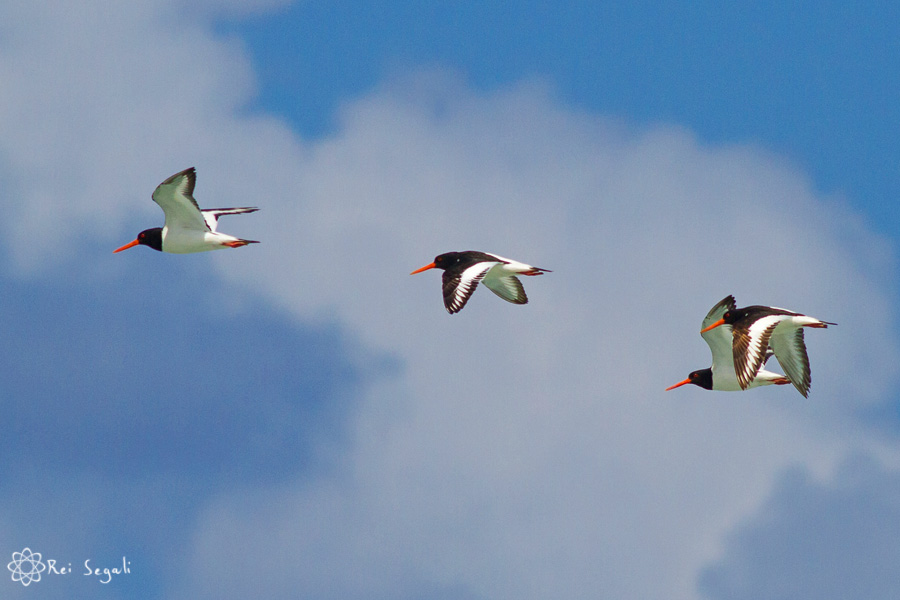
807;320;837;328
223;239;260;248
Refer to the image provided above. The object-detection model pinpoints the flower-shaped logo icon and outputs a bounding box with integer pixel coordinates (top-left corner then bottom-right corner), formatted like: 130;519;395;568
8;548;46;586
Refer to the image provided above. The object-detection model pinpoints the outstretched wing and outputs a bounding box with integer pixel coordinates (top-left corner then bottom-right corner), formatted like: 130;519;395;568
152;167;208;232
700;295;736;372
732;315;783;390
442;262;496;314
482;274;528;305
770;326;812;397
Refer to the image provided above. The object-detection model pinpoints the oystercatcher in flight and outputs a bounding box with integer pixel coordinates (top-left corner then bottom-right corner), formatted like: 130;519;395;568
410;251;550;314
699;299;835;397
666;295;792;392
114;167;259;254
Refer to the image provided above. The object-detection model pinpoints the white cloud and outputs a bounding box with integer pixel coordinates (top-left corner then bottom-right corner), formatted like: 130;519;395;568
191;78;899;598
2;3;900;600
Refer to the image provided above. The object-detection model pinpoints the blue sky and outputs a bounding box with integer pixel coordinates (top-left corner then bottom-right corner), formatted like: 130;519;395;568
226;1;900;230
1;2;899;598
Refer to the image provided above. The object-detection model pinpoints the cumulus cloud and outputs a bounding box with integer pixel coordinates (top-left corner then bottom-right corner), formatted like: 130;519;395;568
2;2;900;600
187;78;900;599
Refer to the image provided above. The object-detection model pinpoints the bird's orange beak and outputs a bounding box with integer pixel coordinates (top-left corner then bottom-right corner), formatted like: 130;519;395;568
410;262;436;275
700;318;725;334
665;378;691;391
113;239;140;253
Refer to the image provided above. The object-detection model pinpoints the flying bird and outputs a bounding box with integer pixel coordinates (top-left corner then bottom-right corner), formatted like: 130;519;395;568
410;251;550;314
699;299;835;397
114;167;259;254
666;295;792;392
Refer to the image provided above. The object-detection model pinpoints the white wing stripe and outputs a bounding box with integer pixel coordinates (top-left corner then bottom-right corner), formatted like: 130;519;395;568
445;262;495;313
736;315;784;389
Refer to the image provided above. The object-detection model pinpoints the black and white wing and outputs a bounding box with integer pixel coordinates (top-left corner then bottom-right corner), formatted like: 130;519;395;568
732;315;785;390
441;262;496;314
